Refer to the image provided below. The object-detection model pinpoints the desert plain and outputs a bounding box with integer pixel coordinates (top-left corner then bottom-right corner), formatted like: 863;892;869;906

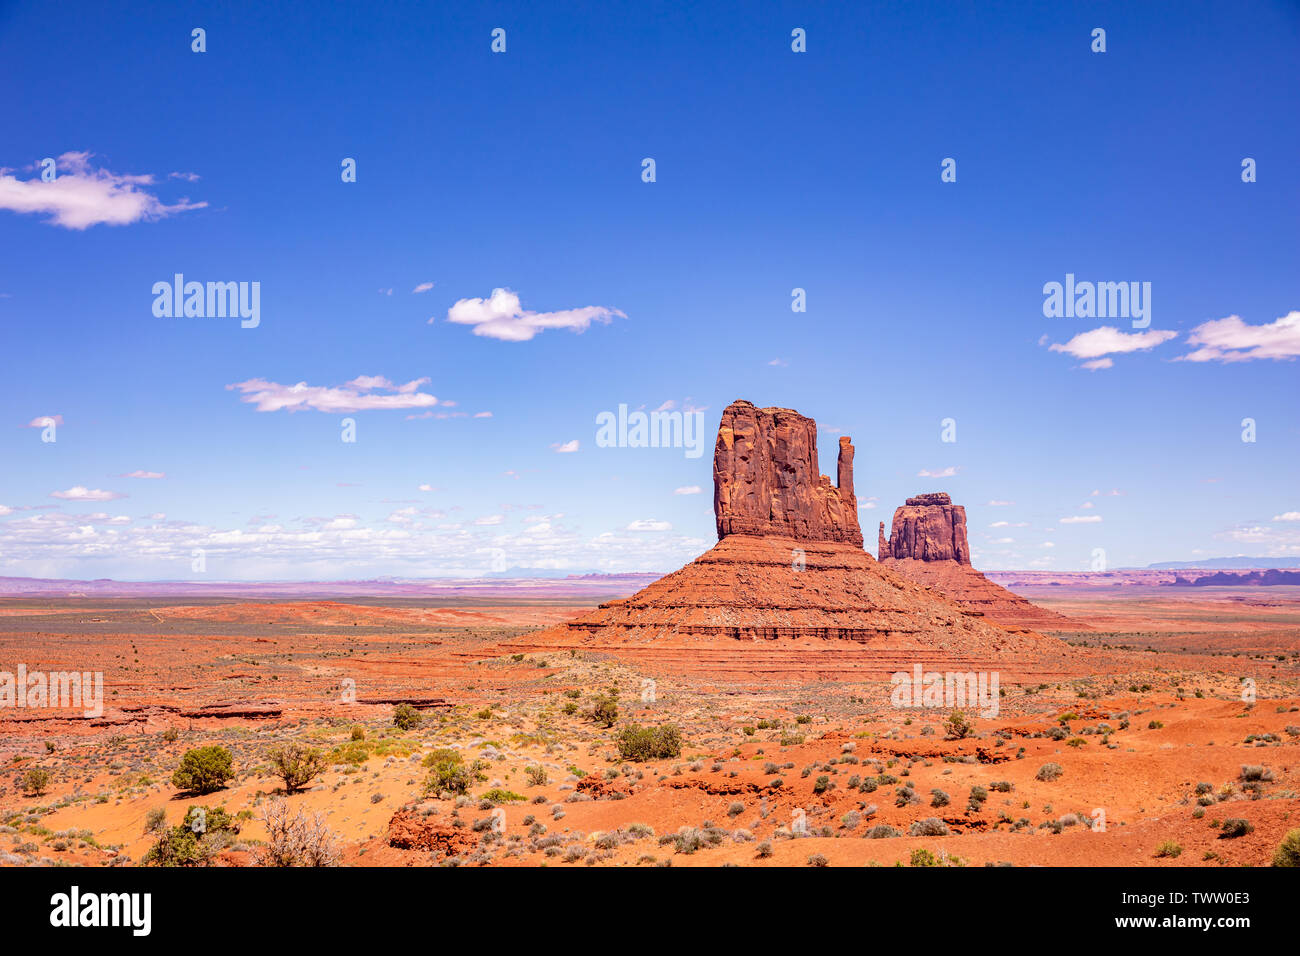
0;578;1297;868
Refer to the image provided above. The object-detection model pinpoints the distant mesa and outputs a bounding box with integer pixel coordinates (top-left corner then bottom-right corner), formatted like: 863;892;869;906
507;399;1082;679
878;493;1083;631
878;492;970;564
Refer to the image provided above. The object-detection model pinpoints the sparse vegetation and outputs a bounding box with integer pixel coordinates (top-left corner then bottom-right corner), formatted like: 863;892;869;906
171;745;234;795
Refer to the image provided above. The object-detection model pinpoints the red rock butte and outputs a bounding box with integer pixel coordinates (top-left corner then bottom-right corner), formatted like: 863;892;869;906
505;400;1087;680
879;493;1085;631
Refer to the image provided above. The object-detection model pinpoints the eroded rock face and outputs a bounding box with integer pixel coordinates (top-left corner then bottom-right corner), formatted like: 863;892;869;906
880;492;970;564
713;400;862;546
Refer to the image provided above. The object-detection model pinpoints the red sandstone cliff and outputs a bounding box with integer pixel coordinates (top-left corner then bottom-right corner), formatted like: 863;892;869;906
713;400;862;547
880;493;970;564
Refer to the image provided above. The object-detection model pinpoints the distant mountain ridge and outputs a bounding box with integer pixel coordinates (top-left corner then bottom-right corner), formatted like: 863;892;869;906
1141;557;1300;570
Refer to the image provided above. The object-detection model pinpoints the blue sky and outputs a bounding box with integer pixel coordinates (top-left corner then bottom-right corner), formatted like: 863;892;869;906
2;0;1297;580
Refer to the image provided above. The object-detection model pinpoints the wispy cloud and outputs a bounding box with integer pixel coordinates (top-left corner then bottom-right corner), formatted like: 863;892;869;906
50;486;126;501
1179;311;1300;363
551;439;579;453
412;282;434;294
1059;515;1102;524
1048;326;1178;363
0;151;206;229
626;519;672;531
673;485;703;495
1273;511;1300;522
918;466;959;478
444;288;624;342
119;470;165;479
227;376;439;413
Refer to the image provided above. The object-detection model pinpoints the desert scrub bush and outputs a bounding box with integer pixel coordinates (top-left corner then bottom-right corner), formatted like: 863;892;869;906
1272;829;1300;867
588;695;619;728
267;743;326;794
1036;762;1064;783
1219;818;1254;839
481;789;525;804
944;710;973;740
392;703;422;731
865;824;902;839
1239;765;1274;783
171;746;234;795
422;749;482;797
142;805;237;867
161;727;179;743
19;767;50;797
1154;840;1183;858
258;800;340;867
755;840;773;858
525;765;548;787
806;853;828;867
813;775;831;794
615;723;682;761
350;725;365;741
727;801;745;817
909;818;950;837
930;789;950;808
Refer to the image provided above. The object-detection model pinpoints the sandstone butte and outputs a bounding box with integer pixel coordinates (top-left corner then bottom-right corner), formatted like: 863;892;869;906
878;493;1085;631
507;400;1086;681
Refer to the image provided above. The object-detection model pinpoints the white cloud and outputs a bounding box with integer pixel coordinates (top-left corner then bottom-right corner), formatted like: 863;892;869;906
0;152;206;230
626;519;672;532
474;515;505;526
445;288;624;342
918;466;959;478
412;282;434;293
50;486;126;501
120;470;165;479
673;485;703;495
473;411;493;418
551;440;579;453
1059;515;1102;524
1179;310;1300;362
1081;358;1113;371
1272;512;1300;522
227;376;438;413
1048;326;1178;361
985;500;1014;507
990;521;1028;528
767;358;788;367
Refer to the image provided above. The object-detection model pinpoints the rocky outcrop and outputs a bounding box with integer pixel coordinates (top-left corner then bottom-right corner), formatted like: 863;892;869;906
880;493;970;564
879;492;1085;631
713;400;862;546
514;400;1083;676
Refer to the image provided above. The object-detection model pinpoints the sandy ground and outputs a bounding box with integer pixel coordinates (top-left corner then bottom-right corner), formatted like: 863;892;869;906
0;588;1296;867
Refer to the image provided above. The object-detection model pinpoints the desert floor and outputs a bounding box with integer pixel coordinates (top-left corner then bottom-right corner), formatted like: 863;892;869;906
1;586;1297;867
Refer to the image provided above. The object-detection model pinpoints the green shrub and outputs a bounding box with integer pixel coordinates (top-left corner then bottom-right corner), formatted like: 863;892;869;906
422;748;484;796
19;767;51;797
1272;829;1300;867
589;695;619;728
268;743;326;794
615;723;682;762
171;746;234;795
1154;840;1183;858
392;703;422;731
